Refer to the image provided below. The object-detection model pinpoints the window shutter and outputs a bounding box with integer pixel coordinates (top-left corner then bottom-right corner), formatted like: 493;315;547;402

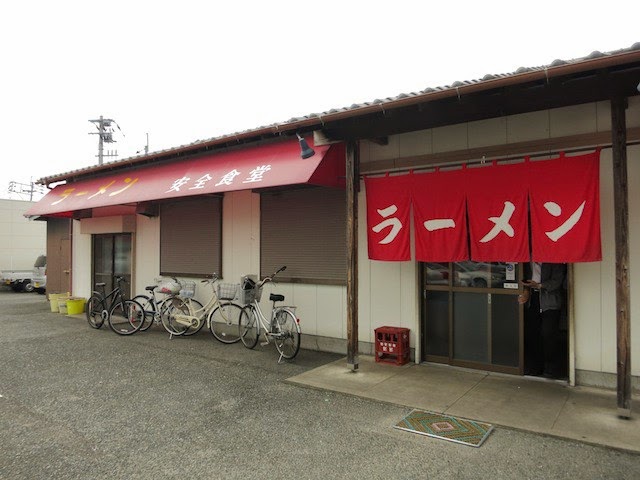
261;187;346;284
160;196;222;277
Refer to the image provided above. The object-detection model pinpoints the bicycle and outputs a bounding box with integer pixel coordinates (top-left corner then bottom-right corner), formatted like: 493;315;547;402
167;273;245;343
86;276;145;335
132;278;203;335
238;266;301;361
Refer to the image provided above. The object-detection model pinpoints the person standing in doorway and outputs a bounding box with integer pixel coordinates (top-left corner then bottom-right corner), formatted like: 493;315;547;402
518;262;567;378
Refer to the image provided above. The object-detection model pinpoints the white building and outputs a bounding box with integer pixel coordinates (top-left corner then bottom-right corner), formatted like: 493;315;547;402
0;198;46;272
26;45;640;411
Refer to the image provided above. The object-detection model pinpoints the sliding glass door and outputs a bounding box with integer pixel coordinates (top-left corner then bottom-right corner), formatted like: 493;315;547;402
92;234;132;298
422;261;522;374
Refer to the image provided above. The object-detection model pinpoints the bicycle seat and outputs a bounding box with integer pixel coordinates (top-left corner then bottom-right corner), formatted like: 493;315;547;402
95;282;106;287
270;293;284;303
145;285;156;292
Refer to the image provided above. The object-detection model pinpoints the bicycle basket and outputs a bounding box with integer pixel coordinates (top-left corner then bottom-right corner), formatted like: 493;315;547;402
179;281;196;298
158;280;181;295
217;283;238;301
240;275;261;304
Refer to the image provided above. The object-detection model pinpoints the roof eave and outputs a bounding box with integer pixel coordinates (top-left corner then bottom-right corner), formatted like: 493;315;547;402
38;46;640;187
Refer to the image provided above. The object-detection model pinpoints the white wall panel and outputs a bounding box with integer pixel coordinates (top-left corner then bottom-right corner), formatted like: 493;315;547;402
133;216;160;296
10;235;46;251
0;199;46;271
468;117;507;148
398;130;432;157
293;284;317;335
399;261;419;349
357;181;373;342
549;103;597;137
595;101;611;132
368;261;403;342
506;110;550;143
574;260;604;371
432;123;468;152
367;135;400;162
223;190;259;284
314;285;344;338
72;220;92;299
359;141;372;165
598;150;617;373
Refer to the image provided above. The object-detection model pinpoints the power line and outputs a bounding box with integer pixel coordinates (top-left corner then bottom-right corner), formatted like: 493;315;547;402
88;115;123;165
7;180;46;201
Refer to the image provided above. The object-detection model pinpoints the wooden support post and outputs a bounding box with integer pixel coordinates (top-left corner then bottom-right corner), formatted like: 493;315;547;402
610;97;632;418
346;140;359;371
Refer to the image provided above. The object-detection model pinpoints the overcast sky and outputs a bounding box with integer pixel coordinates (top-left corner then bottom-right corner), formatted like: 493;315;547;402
1;1;638;201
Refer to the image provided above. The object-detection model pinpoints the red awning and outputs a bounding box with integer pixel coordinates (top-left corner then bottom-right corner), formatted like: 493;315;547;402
26;138;345;217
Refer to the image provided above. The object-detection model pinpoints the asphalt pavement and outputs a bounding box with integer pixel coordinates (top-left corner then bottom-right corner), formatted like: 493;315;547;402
1;290;639;479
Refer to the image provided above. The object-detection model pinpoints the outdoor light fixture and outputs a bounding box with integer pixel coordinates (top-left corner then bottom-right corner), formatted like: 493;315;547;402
297;133;315;159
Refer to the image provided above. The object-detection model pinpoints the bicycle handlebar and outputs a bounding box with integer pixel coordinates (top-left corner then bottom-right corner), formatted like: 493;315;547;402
257;266;286;288
200;273;220;283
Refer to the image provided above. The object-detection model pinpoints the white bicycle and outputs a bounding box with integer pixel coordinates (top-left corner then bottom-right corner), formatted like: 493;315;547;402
168;274;245;343
238;266;301;361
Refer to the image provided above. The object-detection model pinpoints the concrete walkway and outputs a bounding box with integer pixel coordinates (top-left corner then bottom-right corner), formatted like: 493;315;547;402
286;355;640;453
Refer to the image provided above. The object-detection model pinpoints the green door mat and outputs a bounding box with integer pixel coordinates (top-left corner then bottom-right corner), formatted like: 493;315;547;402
394;409;493;447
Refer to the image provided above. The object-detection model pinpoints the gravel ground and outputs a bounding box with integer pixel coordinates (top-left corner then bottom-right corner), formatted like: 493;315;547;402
1;290;639;479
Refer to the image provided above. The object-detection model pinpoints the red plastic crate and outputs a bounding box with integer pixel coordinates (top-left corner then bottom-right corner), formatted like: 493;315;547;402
375;326;410;365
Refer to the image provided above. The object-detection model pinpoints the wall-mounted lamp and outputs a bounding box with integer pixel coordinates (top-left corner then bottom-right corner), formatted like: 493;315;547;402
637;81;640;93
297;133;315;159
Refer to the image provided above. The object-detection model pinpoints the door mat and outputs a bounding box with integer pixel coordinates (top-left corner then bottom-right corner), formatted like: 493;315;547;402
394;409;493;447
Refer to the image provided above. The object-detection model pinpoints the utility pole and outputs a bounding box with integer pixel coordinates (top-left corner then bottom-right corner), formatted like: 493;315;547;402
88;116;121;165
8;180;45;201
136;133;149;155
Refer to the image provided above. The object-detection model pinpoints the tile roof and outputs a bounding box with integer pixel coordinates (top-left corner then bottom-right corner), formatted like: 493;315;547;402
39;42;640;185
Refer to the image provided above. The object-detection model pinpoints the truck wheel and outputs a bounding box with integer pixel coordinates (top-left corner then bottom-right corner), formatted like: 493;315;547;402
22;280;35;293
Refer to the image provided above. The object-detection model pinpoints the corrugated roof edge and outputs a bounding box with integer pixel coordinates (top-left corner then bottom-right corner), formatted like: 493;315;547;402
38;42;640;186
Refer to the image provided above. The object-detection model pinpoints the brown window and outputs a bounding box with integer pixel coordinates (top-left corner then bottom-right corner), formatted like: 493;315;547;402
260;187;346;285
160;196;222;277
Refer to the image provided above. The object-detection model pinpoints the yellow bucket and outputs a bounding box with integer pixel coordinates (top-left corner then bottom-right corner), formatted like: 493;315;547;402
66;298;86;315
57;297;70;314
49;293;70;313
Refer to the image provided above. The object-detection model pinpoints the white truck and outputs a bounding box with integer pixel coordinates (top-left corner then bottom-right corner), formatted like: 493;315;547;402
1;255;47;293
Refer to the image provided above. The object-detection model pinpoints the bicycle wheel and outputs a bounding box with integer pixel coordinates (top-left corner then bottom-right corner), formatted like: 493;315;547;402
239;306;258;349
132;295;155;332
86;295;105;329
273;309;301;359
181;299;205;336
108;299;145;335
209;302;243;344
160;297;191;336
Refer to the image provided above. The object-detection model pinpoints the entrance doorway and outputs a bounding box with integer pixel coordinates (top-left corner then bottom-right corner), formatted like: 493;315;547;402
92;234;132;298
421;261;569;378
46;218;72;294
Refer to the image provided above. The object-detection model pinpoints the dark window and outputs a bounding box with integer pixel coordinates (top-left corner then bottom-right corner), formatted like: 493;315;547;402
160;196;222;277
260;187;346;285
